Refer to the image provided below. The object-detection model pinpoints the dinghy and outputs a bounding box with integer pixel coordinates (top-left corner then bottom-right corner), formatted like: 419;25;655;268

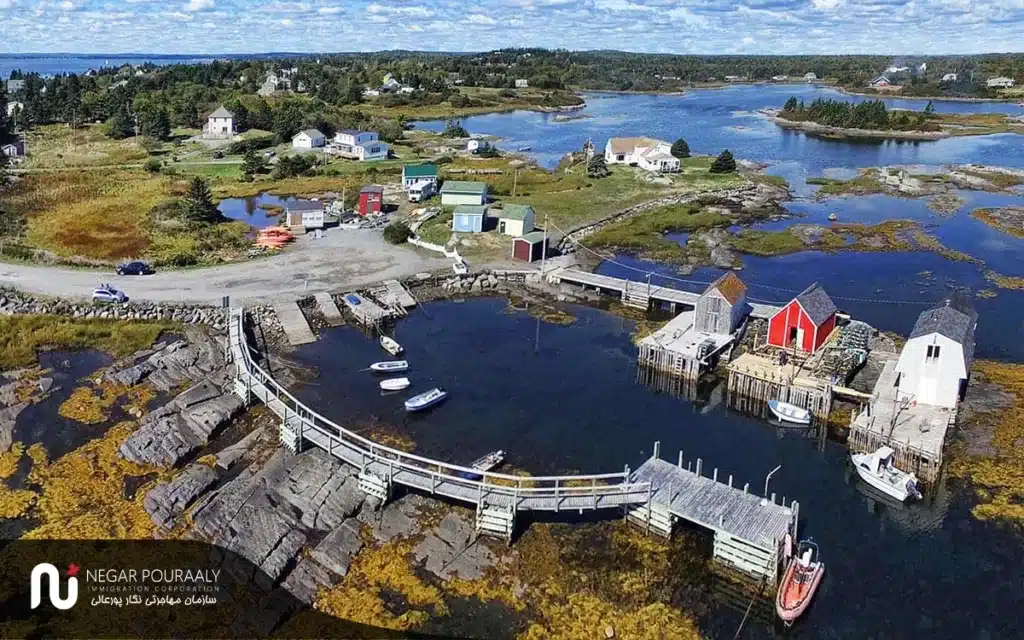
768;399;812;425
405;387;448;412
370;360;408;373
380;377;410;392
380;335;403;356
457;450;506;480
828;213;838;221
851;446;922;502
776;539;824;625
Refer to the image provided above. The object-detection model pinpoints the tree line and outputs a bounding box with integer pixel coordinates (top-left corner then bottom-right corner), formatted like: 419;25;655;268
780;97;937;132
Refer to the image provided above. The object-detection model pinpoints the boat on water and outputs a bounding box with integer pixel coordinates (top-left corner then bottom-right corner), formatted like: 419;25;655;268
405;387;448;412
517;146;532;151
457;450;506;480
370;360;408;372
851;446;922;501
380;377;410;391
776;539;825;625
828;213;838;221
768;399;812;425
380;335;403;356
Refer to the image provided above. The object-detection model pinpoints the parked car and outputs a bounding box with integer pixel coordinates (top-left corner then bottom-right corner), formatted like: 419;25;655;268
116;260;154;276
92;284;128;304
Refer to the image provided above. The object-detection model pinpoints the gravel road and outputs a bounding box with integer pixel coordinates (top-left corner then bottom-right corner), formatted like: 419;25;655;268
0;230;448;305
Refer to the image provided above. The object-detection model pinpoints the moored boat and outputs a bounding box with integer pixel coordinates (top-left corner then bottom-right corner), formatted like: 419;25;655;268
776;539;825;625
405;387;448;412
768;399;811;425
380;377;410;391
380;335;403;356
851;446;922;501
828;213;838;221
457;450;506;480
370;360;408;372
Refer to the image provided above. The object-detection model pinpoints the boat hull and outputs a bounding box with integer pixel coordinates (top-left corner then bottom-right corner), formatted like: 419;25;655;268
405;389;448;412
768;400;812;425
380;377;410;391
370;361;408;373
851;455;915;501
776;560;825;623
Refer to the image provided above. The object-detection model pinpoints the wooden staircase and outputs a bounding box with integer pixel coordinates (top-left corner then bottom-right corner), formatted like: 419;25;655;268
622;282;651;310
476;501;516;541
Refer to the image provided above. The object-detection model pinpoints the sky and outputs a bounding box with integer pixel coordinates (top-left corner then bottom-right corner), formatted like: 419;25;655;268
0;0;1022;56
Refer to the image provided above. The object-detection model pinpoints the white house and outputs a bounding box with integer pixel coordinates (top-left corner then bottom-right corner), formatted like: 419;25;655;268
466;139;481;152
2;139;25;159
604;137;680;173
804;72;817;82
893;297;977;409
327;130;388;161
285;201;325;231
886;65;910;74
292;129;326;149
941;73;958;83
987;76;1016;88
515;79;529;88
203;106;235;139
772;75;789;82
869;76;894;88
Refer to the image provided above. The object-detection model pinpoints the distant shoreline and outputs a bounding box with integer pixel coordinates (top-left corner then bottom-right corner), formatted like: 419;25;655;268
835;86;1019;103
762;110;949;141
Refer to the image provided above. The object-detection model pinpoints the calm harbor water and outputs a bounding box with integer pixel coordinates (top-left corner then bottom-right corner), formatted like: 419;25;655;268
289;298;1023;639
217;193;320;229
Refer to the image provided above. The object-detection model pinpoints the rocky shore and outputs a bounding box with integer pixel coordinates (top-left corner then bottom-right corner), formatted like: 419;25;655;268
764;110;949;140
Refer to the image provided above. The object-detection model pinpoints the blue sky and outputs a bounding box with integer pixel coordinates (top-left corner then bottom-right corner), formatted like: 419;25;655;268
1;0;1022;55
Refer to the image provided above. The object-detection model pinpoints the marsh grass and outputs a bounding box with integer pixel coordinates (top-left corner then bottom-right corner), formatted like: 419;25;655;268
585;203;730;262
22;124;151;169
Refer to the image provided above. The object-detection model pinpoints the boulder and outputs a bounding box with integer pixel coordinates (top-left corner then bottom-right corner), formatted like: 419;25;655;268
0;402;27;452
120;392;242;467
310;519;364;578
413;513;496;581
144;463;220;530
267;450;364;531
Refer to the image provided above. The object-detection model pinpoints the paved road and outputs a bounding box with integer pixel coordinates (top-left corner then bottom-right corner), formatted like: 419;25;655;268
0;230;449;305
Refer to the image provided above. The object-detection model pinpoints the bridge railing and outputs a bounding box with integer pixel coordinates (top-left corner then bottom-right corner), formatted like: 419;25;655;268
229;308;651;505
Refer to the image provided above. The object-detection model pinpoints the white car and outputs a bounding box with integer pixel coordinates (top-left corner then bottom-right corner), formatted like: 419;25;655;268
92;284;128;304
452;261;468;275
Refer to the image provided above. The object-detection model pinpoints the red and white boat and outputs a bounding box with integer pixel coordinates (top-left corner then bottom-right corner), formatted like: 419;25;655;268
776;538;824;625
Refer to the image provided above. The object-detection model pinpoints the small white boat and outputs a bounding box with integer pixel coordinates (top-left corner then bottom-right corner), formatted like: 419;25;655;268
828;213;838;221
768;399;812;425
452;260;468;275
457;450;506;480
405;387;448;412
380;335;403;356
369;360;408;373
380;377;410;391
851;446;923;502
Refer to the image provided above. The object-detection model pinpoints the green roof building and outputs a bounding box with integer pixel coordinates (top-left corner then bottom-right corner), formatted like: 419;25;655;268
402;163;438;190
496;204;536;237
440;180;488;206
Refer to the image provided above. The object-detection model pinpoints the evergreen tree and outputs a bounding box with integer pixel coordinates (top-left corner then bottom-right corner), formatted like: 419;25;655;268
586;154;610;178
249;99;274;131
140;108;171;140
241;148;266;179
670;138;690;159
106;109;134;139
226;100;249;132
272;101;303;142
924;100;935;116
182;177;220;226
783;96;799;112
709;149;737;174
442;119;468;138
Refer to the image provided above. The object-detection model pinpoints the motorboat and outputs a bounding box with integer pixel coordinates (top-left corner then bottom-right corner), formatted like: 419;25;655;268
851;446;923;502
776;539;825;625
369;360;408;373
405;387;448;412
768;400;811;425
380;336;403;356
517;146;532;151
828;213;838;221
457;450;506;480
380;377;410;392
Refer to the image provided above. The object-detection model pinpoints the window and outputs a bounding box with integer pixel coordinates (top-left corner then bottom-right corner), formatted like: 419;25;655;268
925;344;941;363
616;154;625;161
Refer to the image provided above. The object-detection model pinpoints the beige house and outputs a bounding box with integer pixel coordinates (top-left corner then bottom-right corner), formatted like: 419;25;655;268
203;106;235;139
496;204;536;237
604;137;680;173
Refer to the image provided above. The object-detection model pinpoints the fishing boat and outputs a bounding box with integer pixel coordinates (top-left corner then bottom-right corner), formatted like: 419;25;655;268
827;213;838;221
405;387;448;412
517;145;532;151
457;450;506;480
379;377;410;391
768;399;812;425
380;335;403;356
369;360;408;373
851;446;922;501
776;539;824;625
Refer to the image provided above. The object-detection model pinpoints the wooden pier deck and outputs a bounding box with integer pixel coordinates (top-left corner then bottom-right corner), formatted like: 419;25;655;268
229;308;799;579
314;293;344;327
271;300;316;346
551;269;780;318
340;292;389;326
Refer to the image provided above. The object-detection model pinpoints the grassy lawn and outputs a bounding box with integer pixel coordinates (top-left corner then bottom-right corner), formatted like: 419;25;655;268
0;314;177;370
730;230;815;256
21;124;152;169
808;170;886;197
352;86;581;121
934;112;1024;136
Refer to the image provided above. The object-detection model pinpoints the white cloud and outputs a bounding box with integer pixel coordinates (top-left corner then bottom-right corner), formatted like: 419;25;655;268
58;0;75;9
366;3;432;17
467;14;496;25
0;0;16;8
318;6;341;14
813;0;843;9
280;18;292;25
183;0;213;12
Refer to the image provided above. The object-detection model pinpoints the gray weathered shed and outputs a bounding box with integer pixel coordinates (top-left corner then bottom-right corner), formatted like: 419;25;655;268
695;272;747;335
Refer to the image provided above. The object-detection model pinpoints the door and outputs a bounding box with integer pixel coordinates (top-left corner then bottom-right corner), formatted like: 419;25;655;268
499;221;506;234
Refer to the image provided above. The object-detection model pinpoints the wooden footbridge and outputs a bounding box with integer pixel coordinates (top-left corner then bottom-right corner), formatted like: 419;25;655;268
228;307;798;581
550;268;781;319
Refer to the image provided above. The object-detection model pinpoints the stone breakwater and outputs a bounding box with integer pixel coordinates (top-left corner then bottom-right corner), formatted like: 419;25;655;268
0;287;281;333
435;270;542;295
557;182;789;253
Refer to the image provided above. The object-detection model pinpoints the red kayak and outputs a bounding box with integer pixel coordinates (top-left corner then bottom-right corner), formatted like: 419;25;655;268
776;539;824;625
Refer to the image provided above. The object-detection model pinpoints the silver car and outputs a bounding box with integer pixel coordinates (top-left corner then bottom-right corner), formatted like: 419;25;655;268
92;284;128;304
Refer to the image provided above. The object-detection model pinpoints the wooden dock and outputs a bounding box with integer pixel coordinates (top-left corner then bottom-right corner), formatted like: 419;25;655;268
314;293;344;327
271;300;316;346
340;292;390;326
637;311;735;379
726;353;833;420
551;268;780;319
228;307;801;580
629;443;798;581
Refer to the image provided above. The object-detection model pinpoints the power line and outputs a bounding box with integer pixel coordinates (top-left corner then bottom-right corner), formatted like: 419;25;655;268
547;219;936;307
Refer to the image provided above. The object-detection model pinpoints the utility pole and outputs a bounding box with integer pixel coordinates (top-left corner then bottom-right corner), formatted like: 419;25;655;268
540;213;548;272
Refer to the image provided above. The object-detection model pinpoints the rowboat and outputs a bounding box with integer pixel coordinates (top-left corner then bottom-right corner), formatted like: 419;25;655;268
827;213;838;221
380;336;403;356
851;446;922;501
405;387;448;412
380;377;410;391
369;360;408;372
776;539;824;625
457;450;506;480
768;399;811;425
